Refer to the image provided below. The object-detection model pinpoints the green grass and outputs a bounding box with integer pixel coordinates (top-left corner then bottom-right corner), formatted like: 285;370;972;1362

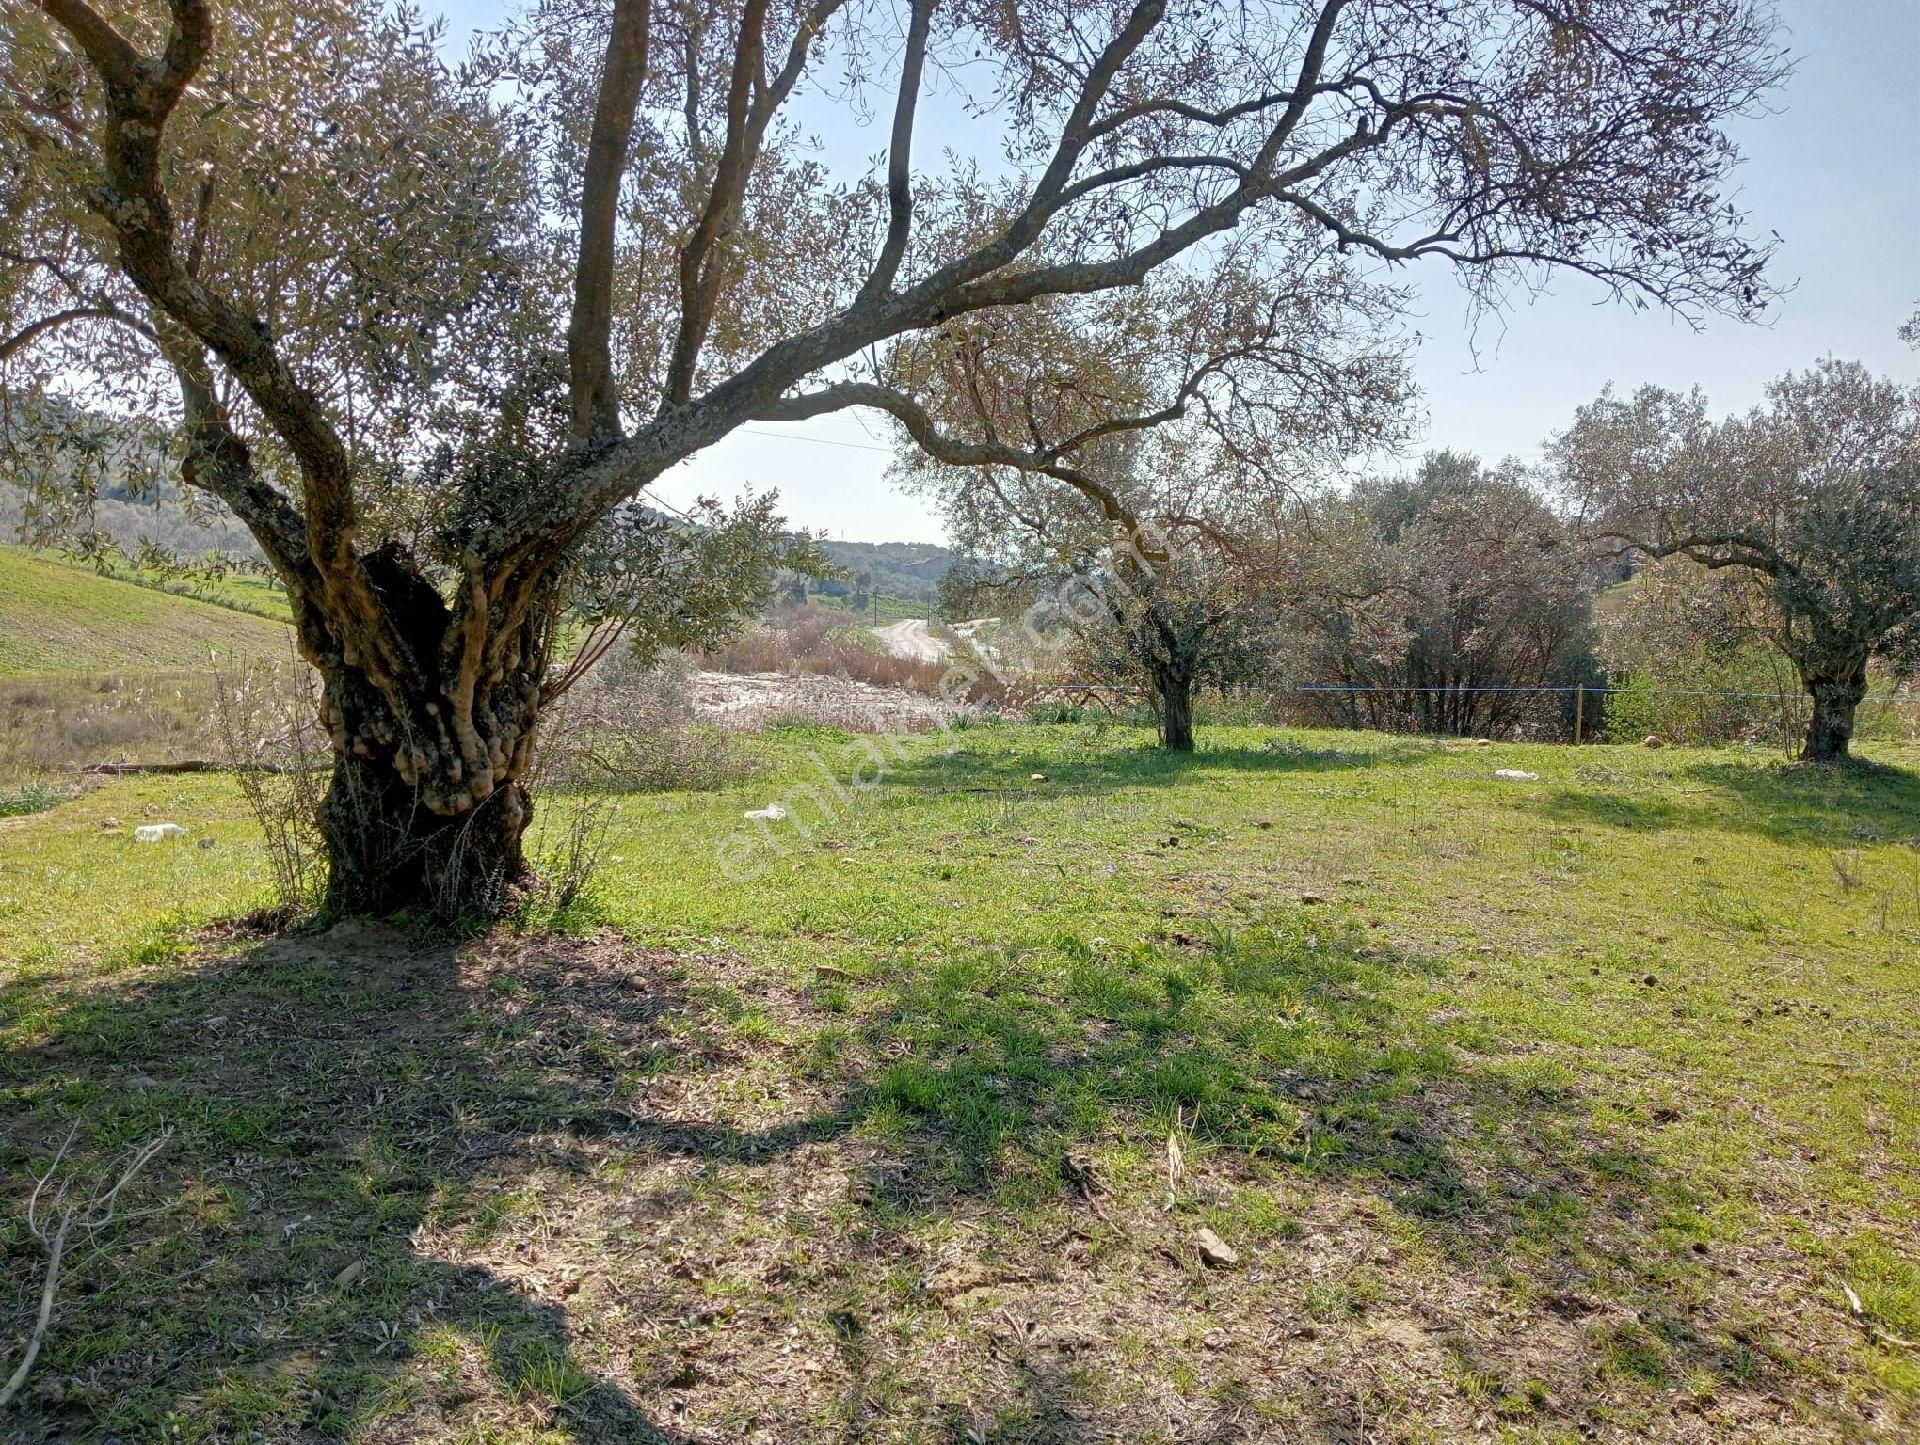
0;781;71;818
792;590;940;626
1;725;1916;1441
87;554;293;622
0;545;292;675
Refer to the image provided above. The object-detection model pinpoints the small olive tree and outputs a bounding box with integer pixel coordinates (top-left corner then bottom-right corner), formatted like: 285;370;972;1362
879;252;1410;749
1556;361;1920;761
942;499;1304;749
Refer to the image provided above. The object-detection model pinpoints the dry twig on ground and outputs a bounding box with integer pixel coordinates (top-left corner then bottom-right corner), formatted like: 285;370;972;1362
1;1125;170;1412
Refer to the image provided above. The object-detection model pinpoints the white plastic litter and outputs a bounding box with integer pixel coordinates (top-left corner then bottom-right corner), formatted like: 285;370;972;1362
1492;769;1539;782
743;802;788;821
133;822;189;842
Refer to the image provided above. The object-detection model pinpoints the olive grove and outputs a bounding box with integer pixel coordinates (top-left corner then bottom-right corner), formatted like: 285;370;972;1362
2;0;1788;915
877;254;1408;750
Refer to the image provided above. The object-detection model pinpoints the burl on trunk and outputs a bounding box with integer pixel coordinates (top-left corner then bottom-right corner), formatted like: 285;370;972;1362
306;548;552;920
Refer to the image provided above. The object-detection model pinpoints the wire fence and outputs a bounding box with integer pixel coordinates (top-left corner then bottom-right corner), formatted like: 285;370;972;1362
1279;684;1858;699
1013;680;1920;749
1253;681;1920;749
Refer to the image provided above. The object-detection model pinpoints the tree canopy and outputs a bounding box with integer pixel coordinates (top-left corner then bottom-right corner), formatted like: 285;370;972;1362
880;244;1411;748
1556;360;1920;761
1297;451;1597;739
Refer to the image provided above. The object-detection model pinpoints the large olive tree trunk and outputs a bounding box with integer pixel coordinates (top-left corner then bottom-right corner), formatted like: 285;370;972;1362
1801;668;1868;763
316;680;539;920
297;548;557;921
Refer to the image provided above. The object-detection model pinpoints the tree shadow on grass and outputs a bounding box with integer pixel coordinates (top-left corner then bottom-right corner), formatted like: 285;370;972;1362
880;731;1437;801
823;917;1832;1435
0;923;849;1442
0;907;1839;1440
1534;751;1920;847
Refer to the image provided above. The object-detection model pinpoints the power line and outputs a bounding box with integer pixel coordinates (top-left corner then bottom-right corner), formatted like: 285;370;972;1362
740;426;895;455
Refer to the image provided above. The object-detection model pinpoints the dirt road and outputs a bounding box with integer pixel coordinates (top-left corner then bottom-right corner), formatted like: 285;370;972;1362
871;618;948;663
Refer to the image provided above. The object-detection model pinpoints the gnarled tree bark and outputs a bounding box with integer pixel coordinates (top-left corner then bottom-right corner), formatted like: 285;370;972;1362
1800;665;1868;764
304;550;559;917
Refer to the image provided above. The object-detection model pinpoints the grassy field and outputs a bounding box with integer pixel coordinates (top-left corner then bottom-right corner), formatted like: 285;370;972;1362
1;724;1916;1442
805;593;934;625
0;547;283;788
0;545;291;675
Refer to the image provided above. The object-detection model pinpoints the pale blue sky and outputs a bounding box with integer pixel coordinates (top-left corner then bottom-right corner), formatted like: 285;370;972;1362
440;0;1919;545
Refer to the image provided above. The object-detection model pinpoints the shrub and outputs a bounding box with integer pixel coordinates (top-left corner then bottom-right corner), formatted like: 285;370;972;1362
0;783;69;819
698;605;843;674
698;605;957;694
1600;647;1802;748
540;653;757;795
693;603;1014;715
1026;700;1093;725
210;660;329;917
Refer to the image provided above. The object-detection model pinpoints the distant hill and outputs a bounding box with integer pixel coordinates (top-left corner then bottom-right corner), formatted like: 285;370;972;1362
807;538;959;604
0;390;263;559
0;546;293;675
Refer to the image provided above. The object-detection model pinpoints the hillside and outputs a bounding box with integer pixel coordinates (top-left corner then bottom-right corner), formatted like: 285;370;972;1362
0;546;292;675
813;537;958;602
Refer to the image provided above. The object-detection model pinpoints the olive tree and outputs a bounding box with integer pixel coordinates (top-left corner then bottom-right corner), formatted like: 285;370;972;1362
1294;453;1597;737
929;470;1313;751
3;0;1788;915
1556;361;1920;762
881;250;1409;749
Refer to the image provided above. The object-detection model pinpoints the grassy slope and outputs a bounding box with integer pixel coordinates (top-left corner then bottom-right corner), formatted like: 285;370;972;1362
0;727;1915;1442
0;545;291;675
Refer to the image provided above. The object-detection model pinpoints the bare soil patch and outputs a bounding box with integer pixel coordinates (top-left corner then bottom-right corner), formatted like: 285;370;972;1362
687;668;958;733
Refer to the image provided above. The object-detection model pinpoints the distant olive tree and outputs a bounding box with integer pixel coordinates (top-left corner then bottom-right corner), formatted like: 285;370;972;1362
882;254;1410;750
1556;361;1920;762
1066;549;1307;747
1298;453;1597;738
1589;556;1798;746
3;0;1788;915
944;510;1310;749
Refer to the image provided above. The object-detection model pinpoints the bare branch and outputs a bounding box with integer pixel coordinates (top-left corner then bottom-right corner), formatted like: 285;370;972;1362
1;1125;169;1412
568;0;651;450
1587;526;1790;578
760;380;1139;531
660;0;844;406
854;0;935;306
161;335;314;586
36;0;422;698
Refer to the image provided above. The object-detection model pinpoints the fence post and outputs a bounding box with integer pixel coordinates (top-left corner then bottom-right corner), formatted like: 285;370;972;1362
1574;684;1585;745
